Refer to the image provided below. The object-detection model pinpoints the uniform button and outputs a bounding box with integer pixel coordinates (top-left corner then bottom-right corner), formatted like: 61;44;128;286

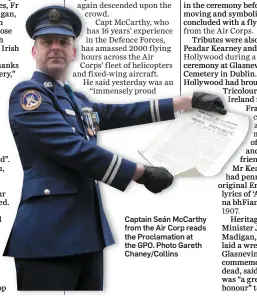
72;127;75;132
44;189;50;195
94;180;98;184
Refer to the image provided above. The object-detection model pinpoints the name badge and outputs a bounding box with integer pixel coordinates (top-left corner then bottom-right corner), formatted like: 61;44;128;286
65;109;76;116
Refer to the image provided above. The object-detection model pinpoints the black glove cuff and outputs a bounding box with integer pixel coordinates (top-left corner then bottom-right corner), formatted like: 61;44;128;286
136;166;174;194
192;91;200;108
136;166;149;184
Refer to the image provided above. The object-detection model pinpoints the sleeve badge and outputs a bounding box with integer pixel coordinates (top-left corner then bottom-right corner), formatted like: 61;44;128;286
20;90;42;110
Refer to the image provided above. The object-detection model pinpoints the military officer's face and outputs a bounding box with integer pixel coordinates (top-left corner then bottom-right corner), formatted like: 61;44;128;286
32;34;76;80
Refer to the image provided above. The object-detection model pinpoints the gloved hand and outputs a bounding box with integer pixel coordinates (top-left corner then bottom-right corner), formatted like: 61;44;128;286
192;92;227;115
136;166;173;194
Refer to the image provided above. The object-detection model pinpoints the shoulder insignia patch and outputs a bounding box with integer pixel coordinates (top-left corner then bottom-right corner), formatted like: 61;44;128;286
20;90;42;110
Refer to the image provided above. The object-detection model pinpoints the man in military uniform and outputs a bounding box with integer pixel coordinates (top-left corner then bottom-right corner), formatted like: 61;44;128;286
4;5;226;291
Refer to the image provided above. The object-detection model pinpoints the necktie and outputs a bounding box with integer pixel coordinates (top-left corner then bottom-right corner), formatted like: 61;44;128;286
63;83;73;95
63;84;79;112
63;84;88;137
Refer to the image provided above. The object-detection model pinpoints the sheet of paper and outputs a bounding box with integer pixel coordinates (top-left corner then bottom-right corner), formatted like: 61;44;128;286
139;109;249;176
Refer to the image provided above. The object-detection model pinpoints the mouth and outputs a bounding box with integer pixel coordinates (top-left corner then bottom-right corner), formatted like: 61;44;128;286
47;57;65;66
48;57;64;60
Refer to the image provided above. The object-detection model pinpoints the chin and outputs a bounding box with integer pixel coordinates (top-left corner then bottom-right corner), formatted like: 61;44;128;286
44;67;65;80
51;65;65;73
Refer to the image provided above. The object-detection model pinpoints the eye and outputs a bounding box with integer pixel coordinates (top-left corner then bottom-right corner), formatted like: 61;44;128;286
60;39;70;45
42;40;52;45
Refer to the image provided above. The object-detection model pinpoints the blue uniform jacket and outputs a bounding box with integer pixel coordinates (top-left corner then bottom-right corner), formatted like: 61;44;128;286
4;71;175;258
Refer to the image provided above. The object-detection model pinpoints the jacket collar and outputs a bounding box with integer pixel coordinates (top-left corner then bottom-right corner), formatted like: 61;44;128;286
31;71;70;99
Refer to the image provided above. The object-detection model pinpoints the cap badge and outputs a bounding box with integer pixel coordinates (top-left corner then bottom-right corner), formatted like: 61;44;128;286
48;9;61;22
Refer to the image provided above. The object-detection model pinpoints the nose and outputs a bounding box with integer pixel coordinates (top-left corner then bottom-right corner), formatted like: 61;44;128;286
51;40;61;51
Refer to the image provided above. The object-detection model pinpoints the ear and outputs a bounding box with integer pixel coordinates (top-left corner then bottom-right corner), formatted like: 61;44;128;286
32;45;36;59
71;47;76;61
